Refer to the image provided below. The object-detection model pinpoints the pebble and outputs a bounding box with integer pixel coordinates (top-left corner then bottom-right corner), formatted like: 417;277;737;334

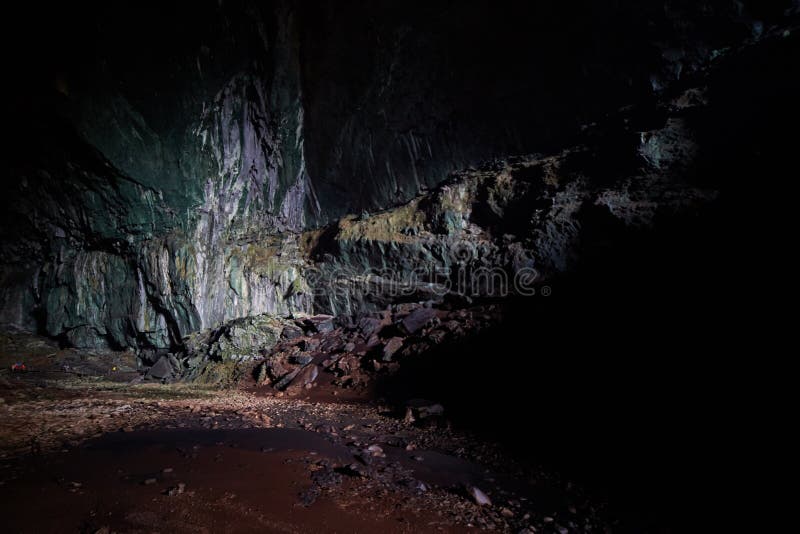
468;485;492;506
366;444;385;457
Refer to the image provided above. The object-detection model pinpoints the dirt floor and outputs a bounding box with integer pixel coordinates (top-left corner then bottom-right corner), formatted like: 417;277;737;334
0;331;609;533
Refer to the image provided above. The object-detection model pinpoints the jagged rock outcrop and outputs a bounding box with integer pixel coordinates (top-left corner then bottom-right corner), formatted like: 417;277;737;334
1;1;797;355
2;1;315;348
305;102;718;316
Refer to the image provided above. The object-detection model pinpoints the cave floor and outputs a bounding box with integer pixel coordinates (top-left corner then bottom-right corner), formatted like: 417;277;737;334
0;336;608;534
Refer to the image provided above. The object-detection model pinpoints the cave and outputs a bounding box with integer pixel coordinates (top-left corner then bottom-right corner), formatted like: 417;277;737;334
0;1;794;532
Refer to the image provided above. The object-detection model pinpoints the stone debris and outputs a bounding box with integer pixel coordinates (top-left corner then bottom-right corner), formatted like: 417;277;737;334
0;360;609;534
145;354;181;382
468;485;492;506
289;354;314;365
280;324;304;340
273;368;302;391
381;337;404;362
165;482;186;496
301;315;335;334
240;302;502;401
400;307;437;335
291;364;319;390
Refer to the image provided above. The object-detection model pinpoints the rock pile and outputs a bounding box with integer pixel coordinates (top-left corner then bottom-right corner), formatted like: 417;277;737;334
252;302;501;395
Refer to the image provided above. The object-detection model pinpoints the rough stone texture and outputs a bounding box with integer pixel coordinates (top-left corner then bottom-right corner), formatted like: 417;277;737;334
182;313;293;384
1;1;797;353
305;117;718;316
2;1;314;350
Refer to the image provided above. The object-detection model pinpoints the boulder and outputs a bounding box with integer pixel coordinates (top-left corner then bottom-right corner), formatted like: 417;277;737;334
299;338;321;352
366;334;382;349
302;315;335;334
290;354;314;365
467;485;492;506
357;317;383;338
274;368;302;390
281;324;304;340
405;398;445;419
400;307;437;335
320;336;344;353
145;354;180;381
382;337;404;361
297;364;319;386
265;356;289;381
287;364;319;391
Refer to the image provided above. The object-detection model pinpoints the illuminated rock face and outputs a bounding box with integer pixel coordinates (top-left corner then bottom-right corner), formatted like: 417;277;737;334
0;1;795;349
1;1;315;349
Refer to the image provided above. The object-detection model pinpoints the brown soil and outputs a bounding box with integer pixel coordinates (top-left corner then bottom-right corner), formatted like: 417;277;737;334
0;429;456;534
0;332;608;533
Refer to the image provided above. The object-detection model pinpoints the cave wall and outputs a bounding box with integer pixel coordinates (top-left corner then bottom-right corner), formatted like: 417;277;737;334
1;0;796;349
2;0;315;348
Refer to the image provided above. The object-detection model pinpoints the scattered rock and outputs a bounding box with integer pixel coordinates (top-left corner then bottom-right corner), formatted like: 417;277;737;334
264;356;289;381
366;444;385;457
320;336;344;353
274;368;301;390
293;364;319;388
145;355;179;381
468;485;492;506
299;338;321;352
281;324;304;340
401;307;437;335
337;463;368;477
405;398;445;420
290;354;314;365
358;317;383;338
382;337;404;361
303;315;335;334
165;482;186;496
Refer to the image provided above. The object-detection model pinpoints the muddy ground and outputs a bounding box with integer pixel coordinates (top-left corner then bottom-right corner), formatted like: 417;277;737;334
0;331;612;533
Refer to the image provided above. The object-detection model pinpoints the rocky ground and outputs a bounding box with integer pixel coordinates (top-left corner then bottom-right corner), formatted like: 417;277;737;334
0;330;612;534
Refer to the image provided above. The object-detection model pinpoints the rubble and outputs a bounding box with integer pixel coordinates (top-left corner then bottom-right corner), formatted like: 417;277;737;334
468;485;493;506
145;354;181;382
0;341;611;533
400;307;437;335
381;337;404;362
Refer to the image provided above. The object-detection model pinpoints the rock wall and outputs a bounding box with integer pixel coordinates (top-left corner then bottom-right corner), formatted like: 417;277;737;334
1;1;796;350
2;1;315;348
